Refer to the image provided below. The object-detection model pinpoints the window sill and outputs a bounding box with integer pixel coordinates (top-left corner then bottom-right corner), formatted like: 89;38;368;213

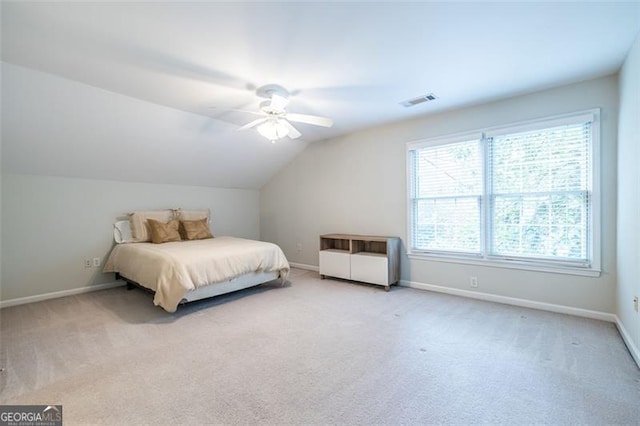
407;252;601;277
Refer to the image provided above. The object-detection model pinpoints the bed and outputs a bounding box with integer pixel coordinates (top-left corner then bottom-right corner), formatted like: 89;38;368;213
103;211;290;312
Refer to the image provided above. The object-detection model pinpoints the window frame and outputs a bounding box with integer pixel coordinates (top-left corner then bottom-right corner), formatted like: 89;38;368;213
406;109;601;277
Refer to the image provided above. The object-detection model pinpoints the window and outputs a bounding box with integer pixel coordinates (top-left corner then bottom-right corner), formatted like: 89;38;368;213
409;137;483;255
407;110;600;275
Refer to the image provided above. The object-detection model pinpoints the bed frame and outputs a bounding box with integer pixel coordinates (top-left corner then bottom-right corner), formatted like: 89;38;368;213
116;270;282;305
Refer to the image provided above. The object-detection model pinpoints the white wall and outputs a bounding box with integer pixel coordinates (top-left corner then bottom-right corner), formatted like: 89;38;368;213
1;174;259;301
617;33;640;357
261;75;619;314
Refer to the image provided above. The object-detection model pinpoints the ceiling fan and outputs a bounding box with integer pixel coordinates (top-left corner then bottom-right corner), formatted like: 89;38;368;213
226;84;333;143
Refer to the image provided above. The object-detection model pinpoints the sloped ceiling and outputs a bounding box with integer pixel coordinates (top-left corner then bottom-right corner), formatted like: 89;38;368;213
2;2;639;189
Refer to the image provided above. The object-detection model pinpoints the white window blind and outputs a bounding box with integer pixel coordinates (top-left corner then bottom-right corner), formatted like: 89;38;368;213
407;109;599;274
409;139;482;254
487;121;592;265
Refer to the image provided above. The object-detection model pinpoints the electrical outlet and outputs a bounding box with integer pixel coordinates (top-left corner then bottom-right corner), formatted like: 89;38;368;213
296;243;302;252
93;257;101;268
634;296;638;313
84;259;92;268
469;276;478;288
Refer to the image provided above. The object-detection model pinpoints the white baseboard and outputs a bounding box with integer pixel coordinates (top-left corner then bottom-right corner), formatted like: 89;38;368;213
400;279;616;323
289;262;319;272
614;316;640;368
0;281;125;309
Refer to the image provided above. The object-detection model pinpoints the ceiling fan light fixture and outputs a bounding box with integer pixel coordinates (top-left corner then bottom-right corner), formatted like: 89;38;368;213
257;119;289;143
219;83;331;142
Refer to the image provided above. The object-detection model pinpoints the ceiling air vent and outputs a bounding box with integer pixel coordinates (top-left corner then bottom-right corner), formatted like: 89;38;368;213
400;93;438;107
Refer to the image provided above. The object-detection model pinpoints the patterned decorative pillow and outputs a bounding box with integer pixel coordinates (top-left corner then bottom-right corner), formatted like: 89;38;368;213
147;219;182;244
176;209;211;239
181;218;214;241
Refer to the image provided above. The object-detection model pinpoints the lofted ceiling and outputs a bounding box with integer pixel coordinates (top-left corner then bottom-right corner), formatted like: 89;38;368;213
2;2;640;189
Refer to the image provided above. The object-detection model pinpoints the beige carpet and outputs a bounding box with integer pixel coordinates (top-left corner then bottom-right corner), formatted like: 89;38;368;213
1;268;639;425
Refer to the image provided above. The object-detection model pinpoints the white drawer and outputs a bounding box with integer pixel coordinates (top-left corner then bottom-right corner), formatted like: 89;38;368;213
319;250;351;280
350;252;388;285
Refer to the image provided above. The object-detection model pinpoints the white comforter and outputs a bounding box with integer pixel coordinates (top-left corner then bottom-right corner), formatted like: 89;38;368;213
104;236;290;312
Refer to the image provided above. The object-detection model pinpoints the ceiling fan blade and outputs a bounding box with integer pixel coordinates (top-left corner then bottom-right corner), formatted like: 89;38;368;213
285;113;333;127
282;120;302;139
237;118;268;131
270;94;290;111
209;107;265;116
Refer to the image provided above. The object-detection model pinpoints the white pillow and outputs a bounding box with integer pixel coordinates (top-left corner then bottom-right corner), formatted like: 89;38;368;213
176;208;211;223
114;220;134;243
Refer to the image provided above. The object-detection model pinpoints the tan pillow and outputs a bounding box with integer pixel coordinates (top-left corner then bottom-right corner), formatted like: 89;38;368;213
176;209;211;239
129;210;175;242
181;219;214;241
148;219;182;244
176;209;210;221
